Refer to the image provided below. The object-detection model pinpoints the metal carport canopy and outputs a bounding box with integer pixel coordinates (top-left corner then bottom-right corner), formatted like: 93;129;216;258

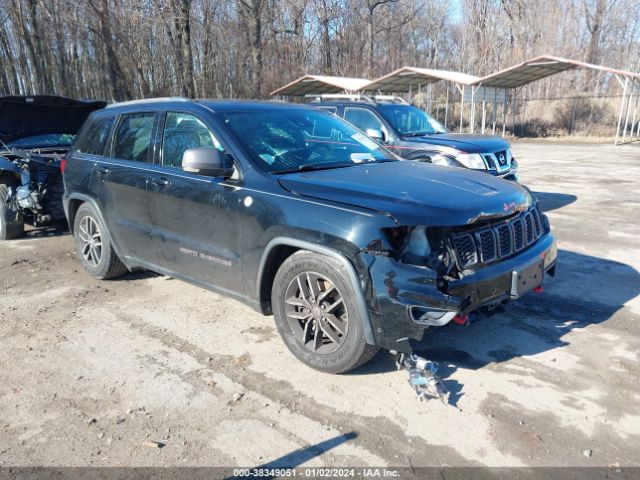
470;55;640;144
269;75;372;96
363;67;479;91
471;54;640;88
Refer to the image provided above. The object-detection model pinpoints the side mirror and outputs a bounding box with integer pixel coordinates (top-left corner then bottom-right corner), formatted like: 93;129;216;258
365;128;385;143
182;147;233;177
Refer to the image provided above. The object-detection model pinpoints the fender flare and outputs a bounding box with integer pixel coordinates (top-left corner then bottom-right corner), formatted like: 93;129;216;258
257;237;376;345
64;193;124;260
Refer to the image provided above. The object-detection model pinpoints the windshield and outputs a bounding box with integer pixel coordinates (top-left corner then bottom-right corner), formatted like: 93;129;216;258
378;105;448;136
220;108;397;173
6;133;76;148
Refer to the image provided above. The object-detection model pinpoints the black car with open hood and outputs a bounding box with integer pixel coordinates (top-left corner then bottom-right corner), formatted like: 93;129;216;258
0;96;105;239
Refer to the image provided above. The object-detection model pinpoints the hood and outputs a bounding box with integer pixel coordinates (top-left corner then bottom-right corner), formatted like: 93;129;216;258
402;133;509;153
0;96;106;144
278;161;531;226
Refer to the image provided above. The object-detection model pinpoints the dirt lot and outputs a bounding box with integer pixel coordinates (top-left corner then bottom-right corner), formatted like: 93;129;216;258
1;142;639;469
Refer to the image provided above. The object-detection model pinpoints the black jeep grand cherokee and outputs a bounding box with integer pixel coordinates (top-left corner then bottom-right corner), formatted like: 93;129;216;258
63;98;556;373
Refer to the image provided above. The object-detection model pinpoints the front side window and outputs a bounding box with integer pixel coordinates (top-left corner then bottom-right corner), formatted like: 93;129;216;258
221;108;396;173
344;107;385;133
72;116;115;155
378;105;447;136
112;112;156;162
161;112;222;168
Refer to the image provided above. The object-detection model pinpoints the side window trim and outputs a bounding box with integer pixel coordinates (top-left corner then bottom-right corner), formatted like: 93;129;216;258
99;115;117;158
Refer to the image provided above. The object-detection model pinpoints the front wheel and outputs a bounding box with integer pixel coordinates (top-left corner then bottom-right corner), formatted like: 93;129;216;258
272;250;379;373
73;203;128;279
0;183;25;240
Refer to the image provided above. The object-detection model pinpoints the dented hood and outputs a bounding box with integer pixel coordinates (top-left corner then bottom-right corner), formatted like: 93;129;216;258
278;161;532;226
0;96;106;144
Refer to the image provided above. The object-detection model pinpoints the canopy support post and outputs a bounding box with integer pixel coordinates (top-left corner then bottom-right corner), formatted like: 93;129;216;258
444;83;449;129
635;81;640;140
470;84;481;134
503;89;508;137
492;88;498;135
622;81;634;144
459;85;465;133
615;76;629;145
481;99;486;134
629;81;640;141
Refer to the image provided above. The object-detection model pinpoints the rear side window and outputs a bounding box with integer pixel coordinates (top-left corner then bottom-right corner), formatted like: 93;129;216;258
72;116;115;155
112;113;156;162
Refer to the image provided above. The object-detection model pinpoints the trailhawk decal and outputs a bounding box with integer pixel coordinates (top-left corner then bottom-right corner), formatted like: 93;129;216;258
179;246;233;267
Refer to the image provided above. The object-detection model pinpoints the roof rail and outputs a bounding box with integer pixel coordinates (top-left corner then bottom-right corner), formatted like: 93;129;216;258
304;93;376;103
105;97;189;109
372;95;409;105
304;93;409;105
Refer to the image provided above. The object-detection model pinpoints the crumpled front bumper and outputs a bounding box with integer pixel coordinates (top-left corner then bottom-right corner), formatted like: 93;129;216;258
363;232;557;352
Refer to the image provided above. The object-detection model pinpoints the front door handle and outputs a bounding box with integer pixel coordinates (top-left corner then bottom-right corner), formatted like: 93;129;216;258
96;166;111;174
149;177;170;187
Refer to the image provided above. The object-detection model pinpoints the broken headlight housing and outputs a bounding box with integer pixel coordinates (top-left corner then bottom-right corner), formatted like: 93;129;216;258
383;226;452;274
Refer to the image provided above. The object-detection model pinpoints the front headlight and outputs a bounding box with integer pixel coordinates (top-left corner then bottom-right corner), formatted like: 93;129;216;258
429;154;457;167
455;153;487;170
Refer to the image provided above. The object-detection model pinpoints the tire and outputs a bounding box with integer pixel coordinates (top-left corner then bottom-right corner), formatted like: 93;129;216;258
73;203;128;280
272;250;379;373
0;183;25;240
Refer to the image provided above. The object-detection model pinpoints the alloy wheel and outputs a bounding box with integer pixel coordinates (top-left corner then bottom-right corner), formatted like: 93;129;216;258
284;271;348;354
78;216;102;268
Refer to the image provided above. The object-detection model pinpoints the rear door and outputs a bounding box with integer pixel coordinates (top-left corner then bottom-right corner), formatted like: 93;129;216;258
95;111;158;261
144;111;243;291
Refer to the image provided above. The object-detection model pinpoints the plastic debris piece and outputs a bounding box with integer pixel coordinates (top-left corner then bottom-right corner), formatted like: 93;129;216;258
396;353;449;403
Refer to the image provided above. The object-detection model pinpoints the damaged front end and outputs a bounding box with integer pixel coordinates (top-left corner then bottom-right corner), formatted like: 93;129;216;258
0;149;66;225
361;200;557;354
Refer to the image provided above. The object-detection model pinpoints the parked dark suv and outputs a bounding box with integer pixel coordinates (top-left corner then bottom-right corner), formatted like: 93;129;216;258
310;95;518;181
63;98;556;373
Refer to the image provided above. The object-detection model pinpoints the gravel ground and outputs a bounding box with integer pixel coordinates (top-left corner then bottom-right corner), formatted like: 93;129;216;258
0;142;639;469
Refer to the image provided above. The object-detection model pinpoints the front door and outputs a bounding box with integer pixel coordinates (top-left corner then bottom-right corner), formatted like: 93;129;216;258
145;111;243;292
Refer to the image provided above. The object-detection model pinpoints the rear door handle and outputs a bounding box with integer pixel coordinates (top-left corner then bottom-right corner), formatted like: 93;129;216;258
96;166;111;174
149;177;170;186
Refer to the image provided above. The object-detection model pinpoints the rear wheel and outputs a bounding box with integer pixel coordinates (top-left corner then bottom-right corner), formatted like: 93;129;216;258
272;250;379;373
73;203;128;279
0;183;25;240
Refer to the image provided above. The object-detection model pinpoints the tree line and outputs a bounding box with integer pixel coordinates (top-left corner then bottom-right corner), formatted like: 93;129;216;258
0;0;638;103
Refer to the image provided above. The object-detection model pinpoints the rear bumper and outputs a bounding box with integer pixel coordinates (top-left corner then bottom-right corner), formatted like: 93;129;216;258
365;232;557;352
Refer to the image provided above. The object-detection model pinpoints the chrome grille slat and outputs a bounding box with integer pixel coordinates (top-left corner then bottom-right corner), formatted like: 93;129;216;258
449;204;547;268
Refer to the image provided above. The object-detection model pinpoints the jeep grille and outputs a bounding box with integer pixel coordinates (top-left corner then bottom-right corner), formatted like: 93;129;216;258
450;203;547;269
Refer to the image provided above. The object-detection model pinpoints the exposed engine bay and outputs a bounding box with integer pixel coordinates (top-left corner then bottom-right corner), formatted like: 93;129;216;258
0;147;67;226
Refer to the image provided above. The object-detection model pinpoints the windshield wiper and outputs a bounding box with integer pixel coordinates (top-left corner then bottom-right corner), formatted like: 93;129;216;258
403;132;433;137
274;163;355;174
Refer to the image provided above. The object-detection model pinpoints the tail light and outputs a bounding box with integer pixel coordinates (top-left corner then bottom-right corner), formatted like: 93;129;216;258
60;158;66;174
